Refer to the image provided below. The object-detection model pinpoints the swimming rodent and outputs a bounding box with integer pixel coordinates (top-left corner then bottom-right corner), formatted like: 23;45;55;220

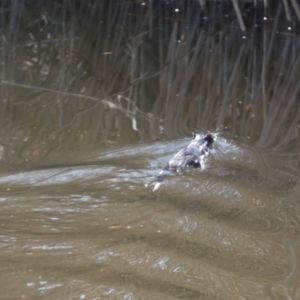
153;132;214;191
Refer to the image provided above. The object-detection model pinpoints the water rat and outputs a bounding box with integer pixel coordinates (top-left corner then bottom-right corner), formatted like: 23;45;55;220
153;132;214;191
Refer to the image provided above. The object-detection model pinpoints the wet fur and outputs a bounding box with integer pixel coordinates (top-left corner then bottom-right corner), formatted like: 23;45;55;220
153;132;214;191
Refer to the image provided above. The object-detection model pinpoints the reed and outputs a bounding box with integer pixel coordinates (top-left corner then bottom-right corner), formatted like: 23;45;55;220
0;0;299;162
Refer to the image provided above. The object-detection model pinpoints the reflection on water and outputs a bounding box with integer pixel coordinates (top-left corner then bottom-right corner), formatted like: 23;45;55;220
0;137;300;299
1;0;300;299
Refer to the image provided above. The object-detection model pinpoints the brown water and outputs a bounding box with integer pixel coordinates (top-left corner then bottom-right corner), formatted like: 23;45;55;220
1;1;300;299
0;136;299;299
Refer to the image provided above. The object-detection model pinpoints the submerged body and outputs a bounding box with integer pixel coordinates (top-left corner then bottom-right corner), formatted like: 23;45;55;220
153;132;214;191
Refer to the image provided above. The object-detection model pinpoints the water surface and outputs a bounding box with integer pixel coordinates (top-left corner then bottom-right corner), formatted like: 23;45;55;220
0;136;299;299
1;1;300;299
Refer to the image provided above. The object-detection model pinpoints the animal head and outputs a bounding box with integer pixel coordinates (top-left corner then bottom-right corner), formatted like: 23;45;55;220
192;132;214;147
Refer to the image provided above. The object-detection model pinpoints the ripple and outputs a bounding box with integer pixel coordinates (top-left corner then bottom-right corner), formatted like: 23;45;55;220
211;137;299;190
0;137;299;300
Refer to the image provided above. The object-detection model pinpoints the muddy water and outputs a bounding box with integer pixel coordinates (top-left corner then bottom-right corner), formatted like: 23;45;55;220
0;136;299;299
2;1;300;298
